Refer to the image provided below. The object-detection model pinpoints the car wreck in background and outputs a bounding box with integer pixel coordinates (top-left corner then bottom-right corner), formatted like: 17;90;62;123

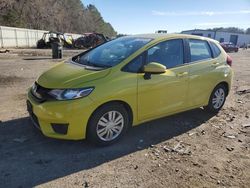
37;32;108;49
36;31;74;49
220;42;239;53
73;33;108;49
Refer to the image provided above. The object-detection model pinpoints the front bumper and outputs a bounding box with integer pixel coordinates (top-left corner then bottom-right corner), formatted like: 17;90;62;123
27;89;95;140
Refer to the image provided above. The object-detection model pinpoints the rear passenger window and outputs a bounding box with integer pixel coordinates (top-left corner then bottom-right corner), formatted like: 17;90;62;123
210;42;221;58
188;39;212;62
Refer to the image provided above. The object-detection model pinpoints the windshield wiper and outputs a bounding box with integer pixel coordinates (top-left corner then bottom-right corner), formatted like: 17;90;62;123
83;60;111;68
92;64;112;68
72;58;111;69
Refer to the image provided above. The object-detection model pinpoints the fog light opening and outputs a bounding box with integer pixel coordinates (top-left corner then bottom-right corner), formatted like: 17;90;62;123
51;123;69;135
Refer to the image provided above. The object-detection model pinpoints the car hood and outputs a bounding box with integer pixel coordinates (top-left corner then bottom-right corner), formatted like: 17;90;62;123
37;62;111;88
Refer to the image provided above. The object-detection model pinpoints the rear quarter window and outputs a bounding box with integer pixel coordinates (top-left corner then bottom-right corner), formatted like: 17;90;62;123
188;39;212;62
210;42;221;58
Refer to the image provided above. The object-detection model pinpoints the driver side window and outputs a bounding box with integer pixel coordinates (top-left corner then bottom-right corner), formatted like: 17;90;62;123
146;39;184;69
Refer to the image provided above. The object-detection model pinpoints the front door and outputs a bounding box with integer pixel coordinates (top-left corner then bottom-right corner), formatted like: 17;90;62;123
137;39;189;121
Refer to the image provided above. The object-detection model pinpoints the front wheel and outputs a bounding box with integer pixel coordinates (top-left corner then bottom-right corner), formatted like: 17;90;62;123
87;104;129;146
204;84;227;113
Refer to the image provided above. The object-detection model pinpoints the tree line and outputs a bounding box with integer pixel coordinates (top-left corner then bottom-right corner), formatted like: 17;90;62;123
207;27;250;34
0;0;117;37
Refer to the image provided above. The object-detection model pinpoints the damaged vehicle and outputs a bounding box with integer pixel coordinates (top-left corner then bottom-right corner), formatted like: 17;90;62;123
36;31;74;49
220;42;239;53
73;33;108;49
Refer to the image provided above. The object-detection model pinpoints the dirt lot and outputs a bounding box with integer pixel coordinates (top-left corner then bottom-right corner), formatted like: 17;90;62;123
0;49;249;188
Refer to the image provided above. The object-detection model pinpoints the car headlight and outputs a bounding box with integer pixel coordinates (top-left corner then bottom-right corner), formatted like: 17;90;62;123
48;87;94;100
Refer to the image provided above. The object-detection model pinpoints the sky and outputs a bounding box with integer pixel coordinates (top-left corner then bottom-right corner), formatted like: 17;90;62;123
82;0;250;34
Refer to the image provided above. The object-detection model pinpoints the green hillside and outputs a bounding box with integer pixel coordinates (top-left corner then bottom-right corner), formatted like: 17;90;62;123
0;0;117;37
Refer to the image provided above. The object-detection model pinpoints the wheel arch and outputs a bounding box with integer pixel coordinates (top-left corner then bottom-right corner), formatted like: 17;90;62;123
216;81;229;96
204;81;229;113
205;81;230;106
86;100;134;137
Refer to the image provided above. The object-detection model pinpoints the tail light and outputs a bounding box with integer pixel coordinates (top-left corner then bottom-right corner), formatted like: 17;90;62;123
226;55;232;66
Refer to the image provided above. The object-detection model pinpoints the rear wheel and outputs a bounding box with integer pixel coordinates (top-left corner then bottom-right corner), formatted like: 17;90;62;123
87;103;129;146
204;84;227;113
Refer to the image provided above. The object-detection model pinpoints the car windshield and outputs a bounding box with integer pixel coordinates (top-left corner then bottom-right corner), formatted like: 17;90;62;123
75;37;152;68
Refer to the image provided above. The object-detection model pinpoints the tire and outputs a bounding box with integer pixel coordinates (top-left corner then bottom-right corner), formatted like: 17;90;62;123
37;40;46;49
87;103;129;146
204;84;227;113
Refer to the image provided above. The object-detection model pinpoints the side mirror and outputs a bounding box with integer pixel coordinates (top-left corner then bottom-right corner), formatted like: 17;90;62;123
143;62;166;74
143;62;166;80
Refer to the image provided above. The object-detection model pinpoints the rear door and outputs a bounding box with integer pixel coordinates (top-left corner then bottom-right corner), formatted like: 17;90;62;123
186;39;219;107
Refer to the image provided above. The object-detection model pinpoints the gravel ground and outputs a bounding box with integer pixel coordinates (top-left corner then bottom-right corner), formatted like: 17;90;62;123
0;49;249;188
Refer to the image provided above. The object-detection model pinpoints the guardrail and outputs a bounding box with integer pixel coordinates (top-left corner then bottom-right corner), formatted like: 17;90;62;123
0;26;82;48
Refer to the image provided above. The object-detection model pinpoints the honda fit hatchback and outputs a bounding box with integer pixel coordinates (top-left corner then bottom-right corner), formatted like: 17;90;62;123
27;34;233;145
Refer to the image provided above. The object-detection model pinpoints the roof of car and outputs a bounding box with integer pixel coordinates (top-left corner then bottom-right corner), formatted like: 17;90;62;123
129;33;219;43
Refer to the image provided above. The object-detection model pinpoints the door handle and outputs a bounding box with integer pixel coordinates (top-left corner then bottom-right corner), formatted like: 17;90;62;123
211;62;220;67
177;72;188;77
